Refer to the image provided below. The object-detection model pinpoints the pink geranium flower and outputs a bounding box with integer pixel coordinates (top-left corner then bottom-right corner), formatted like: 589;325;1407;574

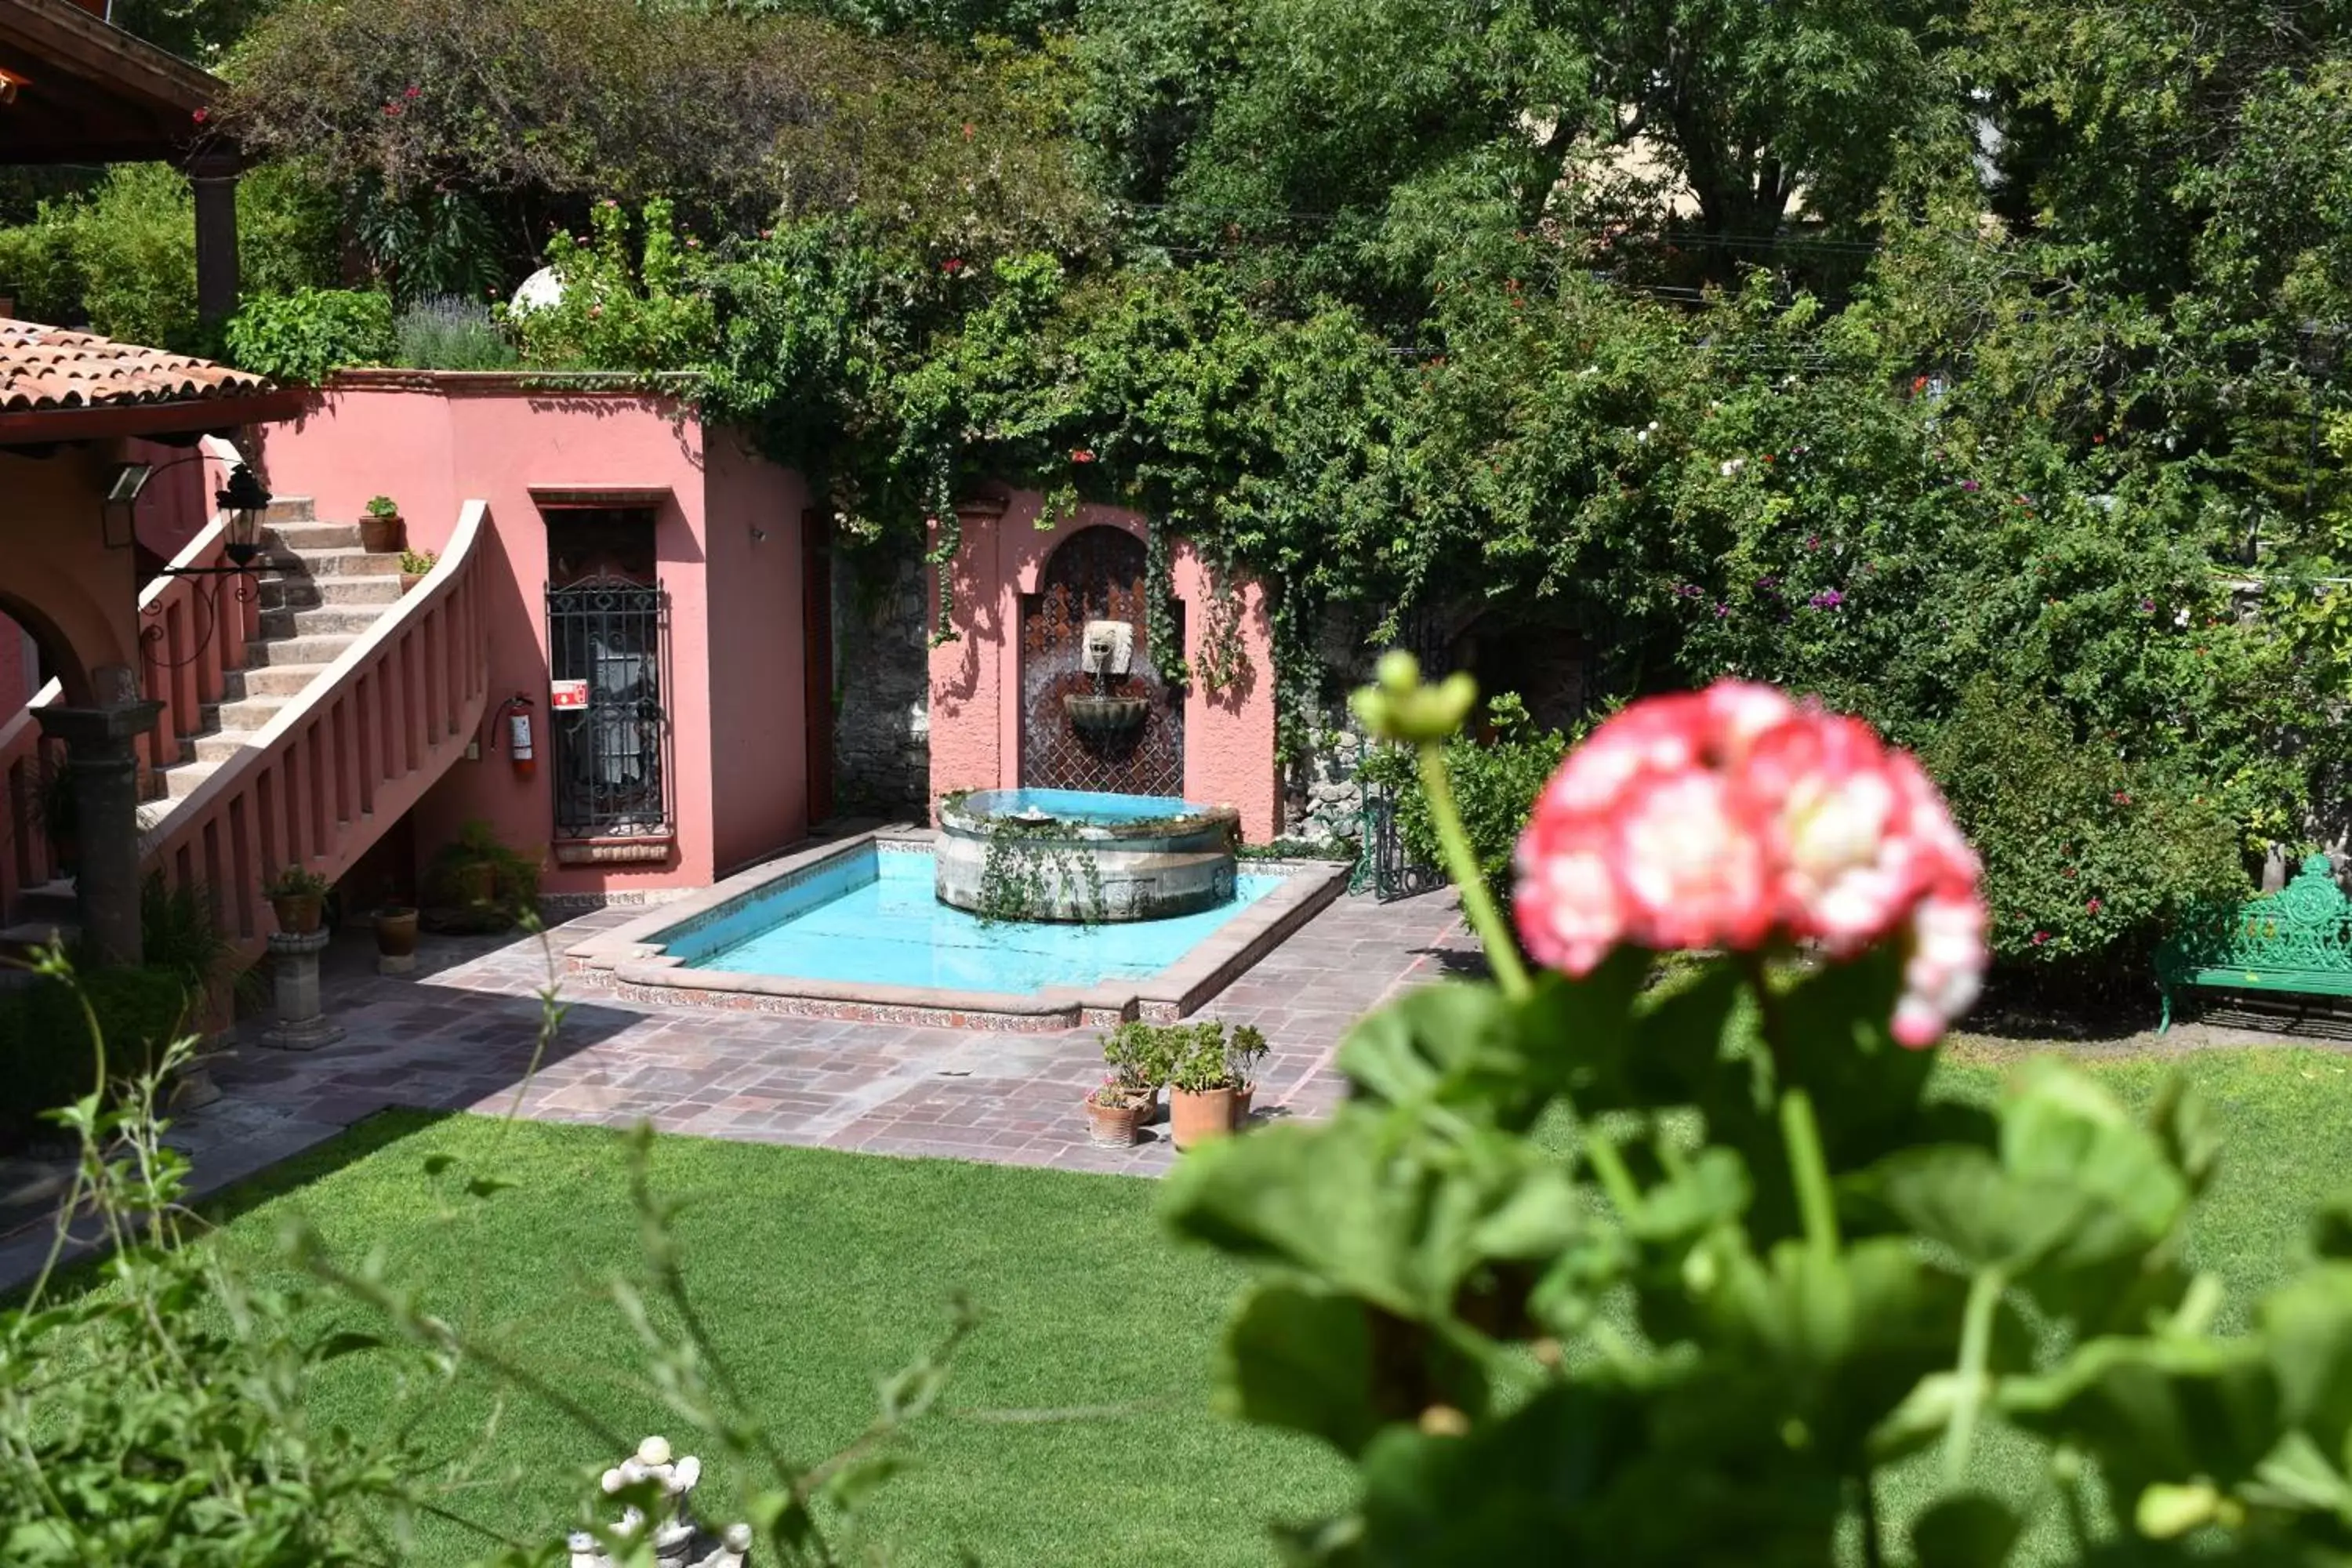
1514;680;1986;1045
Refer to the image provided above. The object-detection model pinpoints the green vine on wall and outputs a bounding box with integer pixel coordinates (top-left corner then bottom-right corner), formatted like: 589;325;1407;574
1145;521;1187;687
973;822;1109;925
1194;564;1250;695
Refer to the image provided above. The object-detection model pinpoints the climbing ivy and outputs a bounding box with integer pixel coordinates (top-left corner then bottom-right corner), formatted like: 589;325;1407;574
972;819;1109;925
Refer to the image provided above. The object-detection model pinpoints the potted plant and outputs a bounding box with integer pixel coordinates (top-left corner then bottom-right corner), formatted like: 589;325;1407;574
360;494;405;554
1083;1075;1144;1149
1227;1023;1269;1126
1167;1024;1241;1152
422;818;541;934
1102;1019;1178;1127
260;863;331;935
375;903;420;962
397;547;436;593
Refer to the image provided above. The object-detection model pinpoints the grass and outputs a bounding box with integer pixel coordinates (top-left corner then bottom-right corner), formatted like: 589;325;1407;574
194;1111;1348;1566
136;1042;2352;1564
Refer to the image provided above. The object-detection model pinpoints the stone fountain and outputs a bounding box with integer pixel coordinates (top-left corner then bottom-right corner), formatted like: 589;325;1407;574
1062;619;1149;739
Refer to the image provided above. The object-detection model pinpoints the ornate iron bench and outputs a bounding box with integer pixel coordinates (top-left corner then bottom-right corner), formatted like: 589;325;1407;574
2157;854;2352;1031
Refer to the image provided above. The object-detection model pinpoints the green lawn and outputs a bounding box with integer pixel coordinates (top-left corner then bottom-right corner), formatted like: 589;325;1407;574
194;1112;1349;1566
171;1045;2352;1565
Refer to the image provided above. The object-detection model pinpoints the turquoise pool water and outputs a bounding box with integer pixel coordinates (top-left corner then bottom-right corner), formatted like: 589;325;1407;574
956;788;1215;826
676;848;1281;994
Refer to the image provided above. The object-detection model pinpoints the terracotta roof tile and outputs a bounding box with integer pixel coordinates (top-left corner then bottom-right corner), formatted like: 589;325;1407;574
0;318;276;414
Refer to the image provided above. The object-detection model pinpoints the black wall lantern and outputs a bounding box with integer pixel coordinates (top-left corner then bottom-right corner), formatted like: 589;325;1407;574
103;457;273;575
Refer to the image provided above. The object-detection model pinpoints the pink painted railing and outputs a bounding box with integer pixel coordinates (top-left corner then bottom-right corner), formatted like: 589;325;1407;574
135;438;256;782
1;437;243;924
142;500;493;966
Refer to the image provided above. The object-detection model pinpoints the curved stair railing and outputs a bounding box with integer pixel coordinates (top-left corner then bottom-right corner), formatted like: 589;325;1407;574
141;499;493;967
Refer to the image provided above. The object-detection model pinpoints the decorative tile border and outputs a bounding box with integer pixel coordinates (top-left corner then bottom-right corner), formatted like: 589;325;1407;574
567;832;1349;1032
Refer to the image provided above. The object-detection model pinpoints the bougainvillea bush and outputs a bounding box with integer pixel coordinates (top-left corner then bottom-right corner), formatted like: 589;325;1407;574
1166;656;2352;1565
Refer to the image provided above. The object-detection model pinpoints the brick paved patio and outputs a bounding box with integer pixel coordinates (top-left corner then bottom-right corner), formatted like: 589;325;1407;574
0;885;1468;1287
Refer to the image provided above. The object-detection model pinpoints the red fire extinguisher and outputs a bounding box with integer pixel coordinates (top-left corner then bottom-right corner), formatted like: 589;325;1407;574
496;695;536;779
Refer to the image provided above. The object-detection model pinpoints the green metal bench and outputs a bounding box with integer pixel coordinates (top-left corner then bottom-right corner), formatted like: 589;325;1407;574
2158;854;2352;1031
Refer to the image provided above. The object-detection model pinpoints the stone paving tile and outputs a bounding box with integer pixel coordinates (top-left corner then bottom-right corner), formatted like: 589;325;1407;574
0;886;1471;1292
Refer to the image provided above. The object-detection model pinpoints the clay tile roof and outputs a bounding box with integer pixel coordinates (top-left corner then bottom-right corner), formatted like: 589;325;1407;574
0;318;276;414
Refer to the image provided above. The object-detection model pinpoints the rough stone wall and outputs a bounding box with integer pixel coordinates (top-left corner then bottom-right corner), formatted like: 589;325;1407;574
832;550;931;814
1285;717;1367;847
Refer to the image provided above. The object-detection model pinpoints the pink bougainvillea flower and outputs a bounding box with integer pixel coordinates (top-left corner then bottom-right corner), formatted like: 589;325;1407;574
191;107;209;125
942;257;965;274
404;84;420;99
2085;898;2102;913
1071;448;1097;463
2032;930;2050;946
1514;680;1986;1045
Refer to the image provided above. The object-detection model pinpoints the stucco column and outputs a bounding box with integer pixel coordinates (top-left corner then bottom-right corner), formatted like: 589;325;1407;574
189;157;241;327
34;699;163;967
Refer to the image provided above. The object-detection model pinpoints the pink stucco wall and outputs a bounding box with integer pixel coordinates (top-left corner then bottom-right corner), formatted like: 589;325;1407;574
126;437;220;564
703;440;810;874
927;490;1279;842
258;374;810;898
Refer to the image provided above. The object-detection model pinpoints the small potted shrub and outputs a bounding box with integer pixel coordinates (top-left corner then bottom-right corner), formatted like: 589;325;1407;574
1227;1024;1269;1126
422;818;541;934
360;494;405;554
260;863;331;935
1102;1019;1177;1127
397;547;436;593
1083;1075;1144;1149
1167;1023;1241;1152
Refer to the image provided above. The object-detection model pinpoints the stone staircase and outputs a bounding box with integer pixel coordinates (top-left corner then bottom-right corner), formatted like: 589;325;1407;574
140;499;400;817
4;500;405;949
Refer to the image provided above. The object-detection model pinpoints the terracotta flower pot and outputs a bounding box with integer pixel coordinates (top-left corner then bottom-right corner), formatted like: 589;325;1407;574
1232;1084;1254;1127
375;906;420;957
269;892;323;935
1084;1095;1141;1149
359;513;405;554
1170;1086;1237;1152
399;571;426;593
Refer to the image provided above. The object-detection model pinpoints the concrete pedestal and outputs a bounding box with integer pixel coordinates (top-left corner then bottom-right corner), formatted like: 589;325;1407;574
260;927;343;1051
377;953;418;976
34;699;165;967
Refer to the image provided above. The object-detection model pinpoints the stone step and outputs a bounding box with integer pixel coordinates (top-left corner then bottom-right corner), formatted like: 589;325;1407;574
160;758;227;799
264;496;316;524
245;633;355;668
0;921;75;960
10;880;75;926
258;574;401;611
188;731;262;766
235;662;334;697
263;546;401;578
206;695;290;731
266;521;364;553
258;605;382;641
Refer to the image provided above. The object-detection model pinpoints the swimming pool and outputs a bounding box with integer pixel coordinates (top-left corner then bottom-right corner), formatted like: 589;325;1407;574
680;846;1280;994
568;834;1350;1031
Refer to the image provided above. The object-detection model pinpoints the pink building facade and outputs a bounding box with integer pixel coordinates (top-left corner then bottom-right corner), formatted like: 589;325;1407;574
927;489;1280;843
258;372;815;902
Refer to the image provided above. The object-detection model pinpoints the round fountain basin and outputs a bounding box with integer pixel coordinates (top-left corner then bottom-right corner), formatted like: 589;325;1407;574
935;789;1240;923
